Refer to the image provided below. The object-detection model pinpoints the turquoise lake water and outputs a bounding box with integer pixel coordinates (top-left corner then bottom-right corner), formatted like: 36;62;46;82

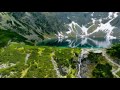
37;37;120;48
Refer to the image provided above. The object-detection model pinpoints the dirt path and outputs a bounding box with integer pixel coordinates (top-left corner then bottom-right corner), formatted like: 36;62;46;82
50;52;62;78
102;49;120;78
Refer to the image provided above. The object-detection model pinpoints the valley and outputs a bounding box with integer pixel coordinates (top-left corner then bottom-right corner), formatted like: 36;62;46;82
0;12;120;78
1;42;120;78
0;42;81;78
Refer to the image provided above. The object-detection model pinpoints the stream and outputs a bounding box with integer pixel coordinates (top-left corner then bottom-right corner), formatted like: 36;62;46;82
25;53;31;65
77;48;90;78
77;48;104;78
77;49;83;78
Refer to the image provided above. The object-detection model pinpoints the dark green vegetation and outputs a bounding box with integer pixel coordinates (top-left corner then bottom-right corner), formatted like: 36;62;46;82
107;43;120;59
53;47;81;77
0;42;81;78
116;71;120;77
92;63;113;78
0;12;67;41
87;52;103;63
87;52;113;78
0;29;33;48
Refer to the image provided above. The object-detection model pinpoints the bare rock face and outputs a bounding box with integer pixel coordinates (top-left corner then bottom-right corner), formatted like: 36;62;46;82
89;30;107;38
112;28;120;38
58;66;68;76
110;15;120;27
1;12;120;45
0;12;66;41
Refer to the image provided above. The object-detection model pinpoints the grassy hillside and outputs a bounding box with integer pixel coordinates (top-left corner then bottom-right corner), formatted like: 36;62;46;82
0;42;81;78
0;29;34;48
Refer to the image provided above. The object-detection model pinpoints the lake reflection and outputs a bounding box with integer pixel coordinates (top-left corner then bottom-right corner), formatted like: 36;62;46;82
37;37;120;48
